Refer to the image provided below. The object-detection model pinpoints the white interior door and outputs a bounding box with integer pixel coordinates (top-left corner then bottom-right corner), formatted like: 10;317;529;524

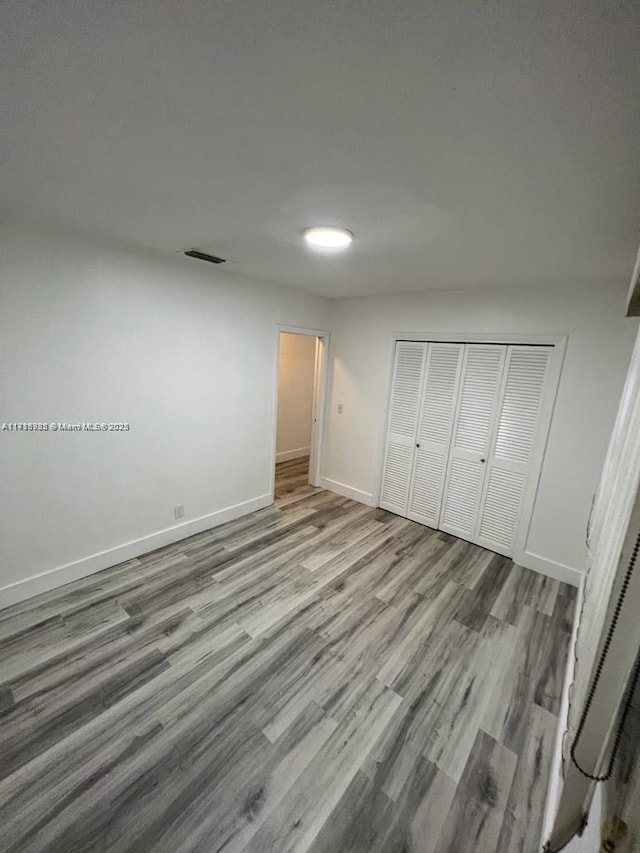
407;343;464;527
379;342;427;516
476;346;551;555
440;345;506;540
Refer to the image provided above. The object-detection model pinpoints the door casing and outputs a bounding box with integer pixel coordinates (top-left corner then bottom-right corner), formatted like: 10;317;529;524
270;324;330;499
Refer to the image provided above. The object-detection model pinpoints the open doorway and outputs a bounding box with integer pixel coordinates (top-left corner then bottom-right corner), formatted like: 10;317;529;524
273;328;327;500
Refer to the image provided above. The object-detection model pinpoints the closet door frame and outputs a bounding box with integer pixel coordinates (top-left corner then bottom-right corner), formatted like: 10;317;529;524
377;332;567;565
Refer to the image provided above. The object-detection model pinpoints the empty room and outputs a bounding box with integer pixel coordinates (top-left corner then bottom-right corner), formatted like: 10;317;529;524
1;2;640;852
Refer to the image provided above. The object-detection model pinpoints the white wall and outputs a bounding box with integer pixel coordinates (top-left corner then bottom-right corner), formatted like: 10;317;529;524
0;220;328;606
2;220;637;606
276;333;316;461
323;284;639;578
560;790;602;852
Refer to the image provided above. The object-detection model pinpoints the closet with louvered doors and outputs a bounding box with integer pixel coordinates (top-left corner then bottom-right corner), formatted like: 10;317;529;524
380;340;552;558
472;345;552;555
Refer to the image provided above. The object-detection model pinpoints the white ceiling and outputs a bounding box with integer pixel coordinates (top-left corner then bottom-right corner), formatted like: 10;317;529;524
2;0;639;297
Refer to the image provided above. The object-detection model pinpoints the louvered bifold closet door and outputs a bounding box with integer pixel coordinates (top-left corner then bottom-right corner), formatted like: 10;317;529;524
407;343;463;527
476;346;551;555
379;342;427;516
440;345;506;541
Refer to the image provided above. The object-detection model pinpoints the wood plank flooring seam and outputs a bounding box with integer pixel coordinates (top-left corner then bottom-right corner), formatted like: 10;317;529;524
0;457;574;853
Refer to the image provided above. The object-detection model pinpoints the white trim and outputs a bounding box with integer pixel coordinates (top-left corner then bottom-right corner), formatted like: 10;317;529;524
308;336;324;486
391;331;566;346
271;324;330;497
0;493;272;609
517;549;582;588
311;330;330;488
278;324;329;338
320;477;376;507
276;447;310;463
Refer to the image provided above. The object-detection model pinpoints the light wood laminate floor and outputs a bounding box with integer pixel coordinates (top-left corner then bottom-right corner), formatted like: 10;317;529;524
0;458;576;853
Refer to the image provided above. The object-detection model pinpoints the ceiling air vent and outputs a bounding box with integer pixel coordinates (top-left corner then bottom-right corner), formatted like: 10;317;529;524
184;249;226;265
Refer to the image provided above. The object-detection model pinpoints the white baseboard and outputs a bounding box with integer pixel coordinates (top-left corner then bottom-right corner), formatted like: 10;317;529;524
518;550;582;588
276;447;310;463
0;493;273;609
320;477;376;507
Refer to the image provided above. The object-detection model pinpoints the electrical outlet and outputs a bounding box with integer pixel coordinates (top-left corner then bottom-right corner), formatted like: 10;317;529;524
337;401;344;414
174;504;185;519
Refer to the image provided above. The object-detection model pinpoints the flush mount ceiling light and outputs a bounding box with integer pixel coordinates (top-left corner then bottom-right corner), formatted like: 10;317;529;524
303;226;354;250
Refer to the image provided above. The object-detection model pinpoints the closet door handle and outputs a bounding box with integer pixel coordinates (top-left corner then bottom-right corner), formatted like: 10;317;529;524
416;443;421;448
480;458;486;463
